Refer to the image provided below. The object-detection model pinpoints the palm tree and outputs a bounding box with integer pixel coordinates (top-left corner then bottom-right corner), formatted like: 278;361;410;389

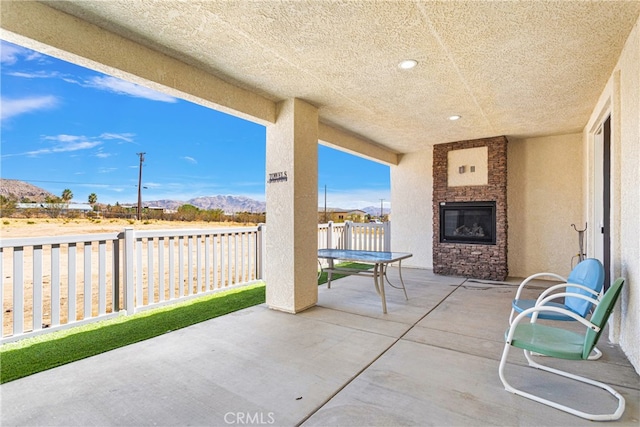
61;189;73;203
88;193;97;205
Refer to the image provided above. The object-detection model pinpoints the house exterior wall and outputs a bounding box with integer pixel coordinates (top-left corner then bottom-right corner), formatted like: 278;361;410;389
507;133;584;278
390;149;433;269
585;15;640;373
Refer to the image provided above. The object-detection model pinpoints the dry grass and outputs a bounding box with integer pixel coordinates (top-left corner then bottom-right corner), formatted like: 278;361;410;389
1;217;255;238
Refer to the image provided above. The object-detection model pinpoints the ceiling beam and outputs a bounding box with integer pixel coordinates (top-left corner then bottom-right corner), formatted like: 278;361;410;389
319;123;399;166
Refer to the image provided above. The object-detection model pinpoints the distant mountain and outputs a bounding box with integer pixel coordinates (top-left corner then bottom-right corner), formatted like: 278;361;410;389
1;179;389;215
361;205;391;216
147;195;266;213
146;197;389;216
0;179;55;202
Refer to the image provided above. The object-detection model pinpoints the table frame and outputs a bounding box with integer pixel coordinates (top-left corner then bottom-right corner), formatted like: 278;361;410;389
317;249;412;313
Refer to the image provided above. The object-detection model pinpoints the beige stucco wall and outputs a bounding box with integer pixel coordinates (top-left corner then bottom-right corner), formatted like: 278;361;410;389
507;134;584;278
616;15;640;374
390;149;434;269
585;15;640;373
265;99;319;313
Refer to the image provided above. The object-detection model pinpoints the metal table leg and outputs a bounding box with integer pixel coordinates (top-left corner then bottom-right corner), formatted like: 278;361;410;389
373;262;387;314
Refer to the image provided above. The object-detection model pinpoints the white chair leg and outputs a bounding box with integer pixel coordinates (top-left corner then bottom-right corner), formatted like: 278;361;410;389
499;345;625;421
588;346;603;360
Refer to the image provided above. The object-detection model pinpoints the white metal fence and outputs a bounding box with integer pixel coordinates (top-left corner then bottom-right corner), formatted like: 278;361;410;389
1;221;387;342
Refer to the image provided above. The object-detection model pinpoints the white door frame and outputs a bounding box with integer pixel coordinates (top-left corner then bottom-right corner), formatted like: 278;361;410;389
587;103;612;288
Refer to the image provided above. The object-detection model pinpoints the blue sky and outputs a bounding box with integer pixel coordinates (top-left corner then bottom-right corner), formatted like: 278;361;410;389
0;40;390;210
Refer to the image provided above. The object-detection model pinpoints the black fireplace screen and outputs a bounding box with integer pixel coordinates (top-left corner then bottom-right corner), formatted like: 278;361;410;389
439;201;496;245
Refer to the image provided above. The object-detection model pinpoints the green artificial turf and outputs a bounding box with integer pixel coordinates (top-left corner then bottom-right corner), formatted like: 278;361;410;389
317;261;372;285
1;262;370;383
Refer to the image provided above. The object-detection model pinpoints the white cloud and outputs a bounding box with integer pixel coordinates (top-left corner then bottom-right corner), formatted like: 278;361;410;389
85;76;177;103
43;134;84;142
182;156;197;164
1;133;105;158
1;42;175;104
0;41;45;65
98;167;117;174
0;96;59;121
1;43;22;65
24;141;102;157
6;70;61;79
2;132;138;158
100;133;136;143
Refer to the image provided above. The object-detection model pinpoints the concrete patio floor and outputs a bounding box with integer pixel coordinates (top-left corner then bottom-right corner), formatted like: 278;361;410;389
1;268;638;426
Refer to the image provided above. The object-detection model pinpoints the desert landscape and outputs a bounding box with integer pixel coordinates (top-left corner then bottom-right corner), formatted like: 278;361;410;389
2;217;253;238
2;218;260;338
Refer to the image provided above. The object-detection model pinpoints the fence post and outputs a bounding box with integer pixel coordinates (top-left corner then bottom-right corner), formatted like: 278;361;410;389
344;221;353;250
384;221;391;251
327;221;333;249
256;224;265;280
123;227;135;314
113;236;120;312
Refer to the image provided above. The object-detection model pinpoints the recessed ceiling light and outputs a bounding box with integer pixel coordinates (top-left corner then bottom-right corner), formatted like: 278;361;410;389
448;115;462;121
398;59;418;70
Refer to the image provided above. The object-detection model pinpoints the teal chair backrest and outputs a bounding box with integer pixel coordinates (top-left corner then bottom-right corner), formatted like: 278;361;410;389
583;278;624;359
565;258;604;317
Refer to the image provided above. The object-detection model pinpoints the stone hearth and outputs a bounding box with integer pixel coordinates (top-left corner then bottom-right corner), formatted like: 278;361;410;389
433;136;507;281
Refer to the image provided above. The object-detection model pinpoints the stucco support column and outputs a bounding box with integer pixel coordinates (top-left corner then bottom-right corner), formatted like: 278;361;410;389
265;99;318;313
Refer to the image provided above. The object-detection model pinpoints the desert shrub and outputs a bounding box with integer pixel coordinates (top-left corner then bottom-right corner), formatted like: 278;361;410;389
0;195;17;218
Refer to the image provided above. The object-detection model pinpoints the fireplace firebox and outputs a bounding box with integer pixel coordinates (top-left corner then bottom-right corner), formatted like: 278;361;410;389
439;201;496;245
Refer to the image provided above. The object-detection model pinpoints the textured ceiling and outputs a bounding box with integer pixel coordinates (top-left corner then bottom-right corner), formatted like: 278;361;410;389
42;0;640;154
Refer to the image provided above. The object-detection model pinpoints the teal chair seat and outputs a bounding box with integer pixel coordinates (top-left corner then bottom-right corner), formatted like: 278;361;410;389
507;323;586;360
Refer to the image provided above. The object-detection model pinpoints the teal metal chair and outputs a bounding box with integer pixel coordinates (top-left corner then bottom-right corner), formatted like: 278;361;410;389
499;278;626;421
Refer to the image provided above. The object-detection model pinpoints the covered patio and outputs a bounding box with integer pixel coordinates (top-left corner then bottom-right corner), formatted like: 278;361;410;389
1;2;640;424
2;269;638;426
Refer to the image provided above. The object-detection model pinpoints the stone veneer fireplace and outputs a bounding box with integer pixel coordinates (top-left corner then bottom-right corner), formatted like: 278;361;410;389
433;136;508;281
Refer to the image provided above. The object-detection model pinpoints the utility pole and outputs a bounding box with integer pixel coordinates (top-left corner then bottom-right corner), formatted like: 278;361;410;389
324;185;327;223
137;152;146;221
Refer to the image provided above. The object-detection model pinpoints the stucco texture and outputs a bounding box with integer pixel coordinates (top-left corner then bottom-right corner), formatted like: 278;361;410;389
507;134;583;278
608;15;639;373
583;14;640;374
390;150;434;269
265;99;319;313
616;13;640;375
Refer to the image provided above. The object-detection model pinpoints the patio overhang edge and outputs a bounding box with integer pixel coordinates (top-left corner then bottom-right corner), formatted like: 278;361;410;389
319;122;399;166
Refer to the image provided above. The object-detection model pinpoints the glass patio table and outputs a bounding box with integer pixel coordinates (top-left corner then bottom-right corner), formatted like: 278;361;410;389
317;249;412;313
